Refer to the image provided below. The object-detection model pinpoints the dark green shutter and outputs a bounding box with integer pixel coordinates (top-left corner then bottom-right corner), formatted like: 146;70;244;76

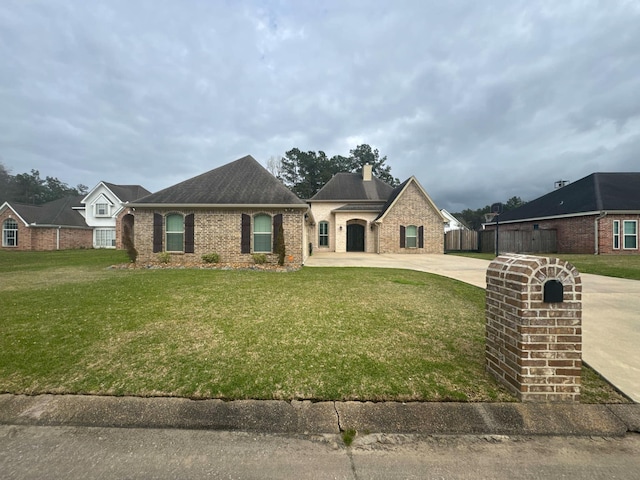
153;213;163;253
273;214;283;251
185;214;195;253
418;226;424;248
400;225;405;248
241;214;251;253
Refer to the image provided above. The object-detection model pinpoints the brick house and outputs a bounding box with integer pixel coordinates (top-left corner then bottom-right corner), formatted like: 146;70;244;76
1;182;149;251
308;165;446;253
124;155;311;264
0;196;93;250
485;172;640;255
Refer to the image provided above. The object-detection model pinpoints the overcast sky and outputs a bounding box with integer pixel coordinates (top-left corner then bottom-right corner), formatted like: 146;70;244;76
1;1;639;212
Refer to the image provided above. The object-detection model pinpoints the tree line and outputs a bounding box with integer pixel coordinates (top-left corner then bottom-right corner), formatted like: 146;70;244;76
268;144;400;199
452;196;527;231
0;162;87;205
2;148;526;229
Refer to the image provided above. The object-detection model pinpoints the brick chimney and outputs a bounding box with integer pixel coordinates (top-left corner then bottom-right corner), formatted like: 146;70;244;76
363;164;372;182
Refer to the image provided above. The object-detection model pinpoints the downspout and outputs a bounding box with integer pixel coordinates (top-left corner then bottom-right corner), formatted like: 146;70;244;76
57;226;61;250
594;211;607;255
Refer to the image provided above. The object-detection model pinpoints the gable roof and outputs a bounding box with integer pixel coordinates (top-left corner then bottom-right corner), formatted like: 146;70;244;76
1;196;88;228
129;155;307;207
498;172;640;222
309;172;394;203
441;209;470;230
103;183;151;202
375;177;446;222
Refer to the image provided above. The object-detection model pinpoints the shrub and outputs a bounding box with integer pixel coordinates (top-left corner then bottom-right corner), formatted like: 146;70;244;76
201;252;220;264
157;252;171;264
252;253;267;265
122;225;138;263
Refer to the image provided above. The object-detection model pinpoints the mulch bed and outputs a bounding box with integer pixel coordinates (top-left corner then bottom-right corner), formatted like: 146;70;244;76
108;262;300;272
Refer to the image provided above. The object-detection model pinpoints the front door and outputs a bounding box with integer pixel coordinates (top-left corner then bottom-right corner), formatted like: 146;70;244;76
347;224;365;252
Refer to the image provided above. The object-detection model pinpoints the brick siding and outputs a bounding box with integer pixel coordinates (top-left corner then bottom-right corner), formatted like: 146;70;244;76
485;255;582;402
494;213;640;254
131;208;305;265
378;181;444;254
1;209;92;251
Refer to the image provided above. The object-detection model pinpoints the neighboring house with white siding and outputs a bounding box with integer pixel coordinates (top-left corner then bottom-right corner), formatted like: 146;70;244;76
0;182;149;251
76;182;151;248
441;209;469;232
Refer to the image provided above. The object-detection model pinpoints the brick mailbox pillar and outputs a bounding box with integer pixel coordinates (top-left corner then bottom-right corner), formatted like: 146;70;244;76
485;254;582;402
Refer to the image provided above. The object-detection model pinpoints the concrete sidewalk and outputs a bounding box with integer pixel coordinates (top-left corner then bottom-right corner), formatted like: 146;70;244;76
1;394;638;437
305;253;640;402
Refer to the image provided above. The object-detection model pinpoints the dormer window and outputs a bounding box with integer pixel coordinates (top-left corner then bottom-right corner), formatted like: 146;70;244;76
95;203;110;217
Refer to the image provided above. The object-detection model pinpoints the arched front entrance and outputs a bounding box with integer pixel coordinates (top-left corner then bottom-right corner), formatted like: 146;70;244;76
347;222;365;252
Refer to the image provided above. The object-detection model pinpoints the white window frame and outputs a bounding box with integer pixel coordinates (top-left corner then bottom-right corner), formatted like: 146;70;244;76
2;219;18;247
253;214;272;253
94;228;116;248
613;220;620;250
165;213;185;252
94;202;111;217
405;225;418;248
623;220;638;250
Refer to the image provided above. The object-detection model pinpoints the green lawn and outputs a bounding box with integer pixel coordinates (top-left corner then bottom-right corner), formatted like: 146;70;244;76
450;252;640;280
0;250;628;403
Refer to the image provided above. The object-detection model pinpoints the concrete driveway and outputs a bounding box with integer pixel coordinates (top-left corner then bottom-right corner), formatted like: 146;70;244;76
305;253;640;402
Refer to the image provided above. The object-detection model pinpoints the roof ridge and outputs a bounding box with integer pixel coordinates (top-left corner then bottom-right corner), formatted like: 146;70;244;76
593;173;604;211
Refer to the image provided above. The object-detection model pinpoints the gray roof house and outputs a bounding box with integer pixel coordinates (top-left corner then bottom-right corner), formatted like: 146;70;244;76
1;182;150;251
485;172;640;254
308;165;446;253
1;196;93;250
125;155;311;264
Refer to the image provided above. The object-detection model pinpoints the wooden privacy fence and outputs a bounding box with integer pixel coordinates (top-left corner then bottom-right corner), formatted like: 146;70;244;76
444;229;479;251
479;229;557;254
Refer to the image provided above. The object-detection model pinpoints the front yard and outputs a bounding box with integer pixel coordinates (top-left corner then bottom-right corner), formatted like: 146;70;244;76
0;250;628;403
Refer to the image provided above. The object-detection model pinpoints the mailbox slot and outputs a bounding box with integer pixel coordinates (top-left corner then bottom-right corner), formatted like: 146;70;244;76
544;280;564;303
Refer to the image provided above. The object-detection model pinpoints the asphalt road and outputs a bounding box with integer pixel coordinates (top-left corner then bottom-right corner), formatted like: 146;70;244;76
2;425;640;480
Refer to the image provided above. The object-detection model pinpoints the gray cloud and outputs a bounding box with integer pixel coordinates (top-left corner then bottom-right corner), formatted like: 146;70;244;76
1;0;639;211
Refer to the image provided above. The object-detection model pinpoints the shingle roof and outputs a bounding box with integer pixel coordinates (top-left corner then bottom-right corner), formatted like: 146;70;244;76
498;172;640;222
7;196;88;227
374;178;410;220
103;183;151;202
333;203;385;212
130;155;306;206
309;172;394;202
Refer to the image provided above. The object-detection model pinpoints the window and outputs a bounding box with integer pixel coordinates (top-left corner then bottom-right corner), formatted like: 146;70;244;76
254;214;272;252
95;203;110;217
405;225;418;248
613;220;620;250
319;221;329;247
166;214;184;252
623;220;637;250
2;219;18;247
95;228;116;248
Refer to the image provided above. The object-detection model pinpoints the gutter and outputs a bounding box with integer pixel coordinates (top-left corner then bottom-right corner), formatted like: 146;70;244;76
29;224;92;229
594;211;607;255
125;203;309;210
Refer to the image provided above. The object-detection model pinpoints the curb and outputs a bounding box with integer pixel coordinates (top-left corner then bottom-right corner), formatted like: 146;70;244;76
1;394;637;436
